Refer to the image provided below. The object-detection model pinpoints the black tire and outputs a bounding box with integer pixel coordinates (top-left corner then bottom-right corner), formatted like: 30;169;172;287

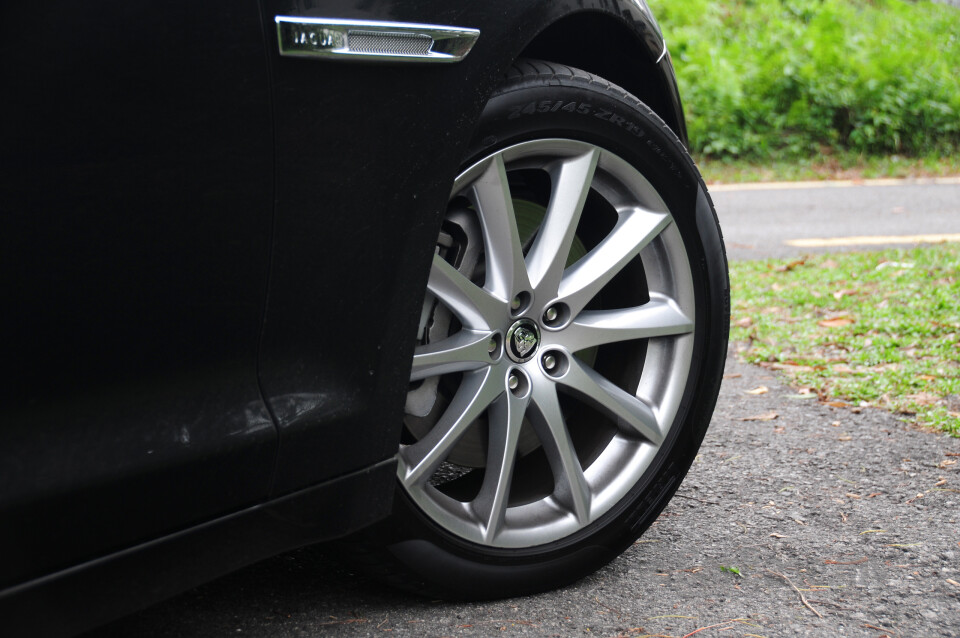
349;59;729;600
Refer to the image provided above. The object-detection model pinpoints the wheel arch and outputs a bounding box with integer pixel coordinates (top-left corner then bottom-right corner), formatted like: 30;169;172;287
517;10;688;147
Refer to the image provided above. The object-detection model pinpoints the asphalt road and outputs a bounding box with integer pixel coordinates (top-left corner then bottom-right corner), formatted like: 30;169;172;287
710;178;960;260
84;180;960;638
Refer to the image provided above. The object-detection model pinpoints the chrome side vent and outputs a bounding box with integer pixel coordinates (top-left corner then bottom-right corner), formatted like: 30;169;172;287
348;31;433;57
275;17;479;63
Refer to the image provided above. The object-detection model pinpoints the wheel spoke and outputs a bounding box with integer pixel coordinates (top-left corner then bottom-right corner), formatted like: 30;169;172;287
427;252;505;330
529;379;591;523
399;368;501;487
556;207;672;317
467;155;531;300
562;293;693;352
525;149;599;295
472;388;529;542
555;357;664;445
410;329;497;382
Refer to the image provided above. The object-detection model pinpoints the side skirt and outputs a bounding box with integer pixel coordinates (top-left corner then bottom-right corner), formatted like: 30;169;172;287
0;458;396;638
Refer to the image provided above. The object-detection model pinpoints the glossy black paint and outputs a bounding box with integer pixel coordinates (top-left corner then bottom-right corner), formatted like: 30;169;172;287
0;0;276;586
0;0;687;632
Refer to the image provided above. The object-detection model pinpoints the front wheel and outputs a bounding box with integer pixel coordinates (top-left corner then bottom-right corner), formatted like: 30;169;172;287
356;60;728;599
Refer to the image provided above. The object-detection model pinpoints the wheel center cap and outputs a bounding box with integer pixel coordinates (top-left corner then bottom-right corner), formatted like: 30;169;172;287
506;320;540;363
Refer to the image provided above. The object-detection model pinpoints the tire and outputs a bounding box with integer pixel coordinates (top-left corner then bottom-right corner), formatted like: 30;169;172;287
352;59;729;599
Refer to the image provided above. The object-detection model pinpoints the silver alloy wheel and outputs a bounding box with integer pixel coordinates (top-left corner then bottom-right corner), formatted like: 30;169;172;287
399;139;696;548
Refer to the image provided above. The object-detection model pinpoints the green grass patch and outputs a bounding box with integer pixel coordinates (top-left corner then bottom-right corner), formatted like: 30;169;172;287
698;152;960;184
649;0;960;161
730;244;960;434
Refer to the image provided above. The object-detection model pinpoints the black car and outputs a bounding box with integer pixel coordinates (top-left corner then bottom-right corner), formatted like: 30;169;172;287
0;0;729;635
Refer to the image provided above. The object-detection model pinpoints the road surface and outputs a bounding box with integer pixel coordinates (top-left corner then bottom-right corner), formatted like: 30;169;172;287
710;178;960;260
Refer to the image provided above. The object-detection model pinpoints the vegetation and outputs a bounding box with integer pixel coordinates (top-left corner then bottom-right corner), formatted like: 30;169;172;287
650;0;960;161
729;244;960;435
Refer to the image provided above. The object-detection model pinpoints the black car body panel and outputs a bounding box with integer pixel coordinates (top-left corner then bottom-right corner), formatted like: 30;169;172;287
0;0;688;633
1;0;277;587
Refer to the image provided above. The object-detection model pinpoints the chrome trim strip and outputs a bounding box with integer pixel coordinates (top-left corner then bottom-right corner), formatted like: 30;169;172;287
275;16;479;63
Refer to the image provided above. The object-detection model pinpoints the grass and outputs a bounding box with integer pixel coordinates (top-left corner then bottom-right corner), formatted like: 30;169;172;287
649;0;960;161
730;244;960;435
698;152;960;184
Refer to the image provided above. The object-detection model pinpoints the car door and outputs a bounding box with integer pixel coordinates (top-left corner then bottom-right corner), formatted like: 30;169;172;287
0;0;277;588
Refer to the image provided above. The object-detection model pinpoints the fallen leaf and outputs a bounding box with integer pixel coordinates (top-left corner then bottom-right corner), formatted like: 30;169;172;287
822;259;838;269
745;385;769;395
917;374;937;381
769;362;815;372
859;529;886;535
734;317;753;328
723;373;742;379
770;533;788;538
832;289;860;300
845;492;861;499
825;400;852;408
741;411;778;422
838;436;853;441
832;364;854;374
775;258;806;272
819;317;855;328
939;459;958;469
876;261;914;270
824;557;868;565
947;579;960;588
905;392;939;406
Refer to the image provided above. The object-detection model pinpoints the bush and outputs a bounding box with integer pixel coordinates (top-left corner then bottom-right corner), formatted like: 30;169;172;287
649;0;960;160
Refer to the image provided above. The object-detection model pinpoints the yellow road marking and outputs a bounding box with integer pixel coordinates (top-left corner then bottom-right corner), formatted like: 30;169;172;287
785;233;960;248
709;176;960;192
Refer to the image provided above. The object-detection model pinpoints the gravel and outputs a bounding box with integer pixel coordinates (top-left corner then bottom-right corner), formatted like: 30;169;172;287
90;353;960;638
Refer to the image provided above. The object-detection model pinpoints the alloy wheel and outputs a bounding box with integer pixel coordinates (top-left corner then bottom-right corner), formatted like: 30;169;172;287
399;139;696;548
